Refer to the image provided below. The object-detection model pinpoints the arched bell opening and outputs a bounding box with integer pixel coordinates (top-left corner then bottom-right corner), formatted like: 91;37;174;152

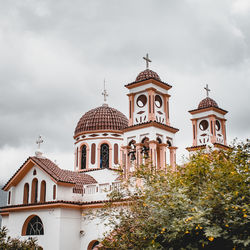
128;140;136;162
156;137;162;169
141;137;149;163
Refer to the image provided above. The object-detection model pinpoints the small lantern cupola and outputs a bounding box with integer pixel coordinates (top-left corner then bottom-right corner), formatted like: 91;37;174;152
186;84;229;152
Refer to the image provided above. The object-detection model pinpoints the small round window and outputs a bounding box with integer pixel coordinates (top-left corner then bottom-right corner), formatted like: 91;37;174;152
136;94;147;108
199;120;209;131
215;120;221;131
155;95;162;108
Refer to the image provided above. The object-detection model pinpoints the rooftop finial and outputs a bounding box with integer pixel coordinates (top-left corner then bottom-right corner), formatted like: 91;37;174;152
36;135;43;149
35;135;44;158
102;79;109;104
204;84;211;97
143;53;151;69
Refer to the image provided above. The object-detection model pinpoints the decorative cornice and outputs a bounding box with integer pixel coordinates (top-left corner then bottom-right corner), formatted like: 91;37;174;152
125;78;172;91
189;106;228;115
0;199;129;213
123;121;179;134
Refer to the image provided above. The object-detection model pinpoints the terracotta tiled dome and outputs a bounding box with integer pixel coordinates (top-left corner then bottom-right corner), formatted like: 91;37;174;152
74;104;128;136
198;97;218;109
135;69;161;82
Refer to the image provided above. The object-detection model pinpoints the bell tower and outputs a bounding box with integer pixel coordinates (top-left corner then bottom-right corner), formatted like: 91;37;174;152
127;54;171;127
122;55;179;175
186;85;229;152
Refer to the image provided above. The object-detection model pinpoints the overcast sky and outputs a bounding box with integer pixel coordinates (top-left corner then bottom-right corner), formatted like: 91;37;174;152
0;0;249;184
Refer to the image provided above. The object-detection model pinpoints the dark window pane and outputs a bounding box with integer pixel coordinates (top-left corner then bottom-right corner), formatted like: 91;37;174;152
26;216;44;235
100;144;109;169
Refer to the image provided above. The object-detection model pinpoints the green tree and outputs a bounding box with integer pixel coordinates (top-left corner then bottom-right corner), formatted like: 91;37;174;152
0;226;43;250
98;140;249;249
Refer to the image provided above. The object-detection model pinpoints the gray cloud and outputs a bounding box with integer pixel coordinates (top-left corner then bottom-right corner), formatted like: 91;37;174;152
0;0;249;183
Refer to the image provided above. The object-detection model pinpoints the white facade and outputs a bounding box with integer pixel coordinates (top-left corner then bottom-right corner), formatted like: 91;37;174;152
1;161;120;250
1;66;228;250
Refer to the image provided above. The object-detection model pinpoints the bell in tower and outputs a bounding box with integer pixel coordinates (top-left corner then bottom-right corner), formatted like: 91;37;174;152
122;55;179;175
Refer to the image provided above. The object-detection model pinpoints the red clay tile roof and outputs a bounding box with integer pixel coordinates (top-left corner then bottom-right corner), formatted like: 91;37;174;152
135;69;161;82
0;199;128;210
74;104;128;136
198;97;218;109
3;156;97;193
78;168;122;173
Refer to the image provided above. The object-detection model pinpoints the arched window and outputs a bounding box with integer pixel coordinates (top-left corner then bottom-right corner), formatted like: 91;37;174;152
114;143;119;164
91;143;96;164
23;183;29;204
53;185;56;200
100;143;109;169
40;180;46;203
22;215;44;236
87;240;100;250
81;145;87;169
31;178;38;203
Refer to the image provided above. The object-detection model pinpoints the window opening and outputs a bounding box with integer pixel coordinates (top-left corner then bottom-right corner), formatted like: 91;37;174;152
81;145;87;169
25;216;44;235
100;144;109;168
31;178;38;203
23;183;29;204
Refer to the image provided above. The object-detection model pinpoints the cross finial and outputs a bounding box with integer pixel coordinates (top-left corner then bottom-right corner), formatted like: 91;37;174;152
102;79;108;104
204;84;211;97
143;53;151;69
36;135;44;149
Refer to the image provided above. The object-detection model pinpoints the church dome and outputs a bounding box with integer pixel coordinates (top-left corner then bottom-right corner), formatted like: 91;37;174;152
74;104;128;136
198;97;218;109
135;69;161;82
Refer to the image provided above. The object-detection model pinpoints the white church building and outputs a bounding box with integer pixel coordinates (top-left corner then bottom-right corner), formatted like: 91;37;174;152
0;55;229;250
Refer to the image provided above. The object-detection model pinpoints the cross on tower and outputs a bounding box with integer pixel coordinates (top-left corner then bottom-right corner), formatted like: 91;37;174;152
36;135;44;149
102;79;108;103
204;84;211;97
143;53;152;69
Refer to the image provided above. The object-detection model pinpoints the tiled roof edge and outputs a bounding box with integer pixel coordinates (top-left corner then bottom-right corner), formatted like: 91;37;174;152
125;78;172;88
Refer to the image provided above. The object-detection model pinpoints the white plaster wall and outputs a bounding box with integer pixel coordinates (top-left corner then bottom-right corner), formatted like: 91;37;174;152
124;126;176;146
11;165;57;205
191;110;225;119
128;82;169;95
1;209;61;250
87;169;120;184
58;208;82;250
2;207;117;250
80;208;112;250
82;169;121;202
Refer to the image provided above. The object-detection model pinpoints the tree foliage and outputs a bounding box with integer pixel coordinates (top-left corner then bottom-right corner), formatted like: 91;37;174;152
98;140;250;249
0;226;42;250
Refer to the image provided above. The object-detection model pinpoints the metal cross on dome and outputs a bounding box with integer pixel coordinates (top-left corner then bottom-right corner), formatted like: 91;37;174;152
204;84;211;97
36;135;44;149
143;53;152;69
102;79;109;103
